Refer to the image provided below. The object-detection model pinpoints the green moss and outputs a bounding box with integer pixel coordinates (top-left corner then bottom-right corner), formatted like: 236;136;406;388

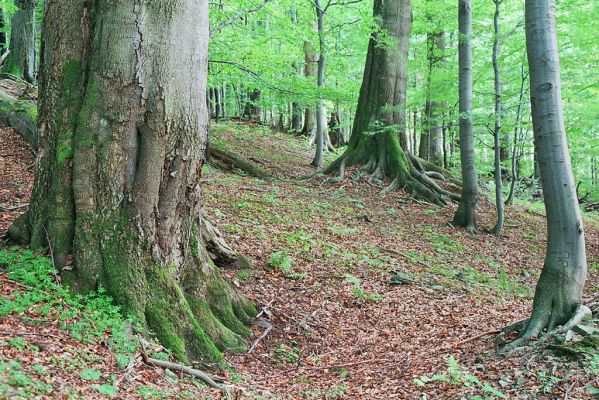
56;137;74;164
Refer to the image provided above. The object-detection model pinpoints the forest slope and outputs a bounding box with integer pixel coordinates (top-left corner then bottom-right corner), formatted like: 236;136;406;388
1;121;598;399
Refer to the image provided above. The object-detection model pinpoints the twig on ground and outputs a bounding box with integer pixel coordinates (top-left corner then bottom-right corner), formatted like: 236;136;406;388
0;203;29;211
139;340;223;390
248;320;273;354
455;330;501;347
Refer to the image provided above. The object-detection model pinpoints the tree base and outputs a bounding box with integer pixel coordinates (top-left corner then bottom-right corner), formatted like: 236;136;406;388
322;132;460;206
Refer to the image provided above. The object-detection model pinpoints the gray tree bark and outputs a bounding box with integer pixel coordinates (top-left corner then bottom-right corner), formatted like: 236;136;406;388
452;0;478;232
491;0;504;236
4;0;38;83
508;0;588;346
311;0;326;167
426;32;445;167
9;0;255;364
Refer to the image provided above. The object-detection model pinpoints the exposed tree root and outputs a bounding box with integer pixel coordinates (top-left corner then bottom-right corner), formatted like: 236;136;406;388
321;137;460;206
500;304;592;353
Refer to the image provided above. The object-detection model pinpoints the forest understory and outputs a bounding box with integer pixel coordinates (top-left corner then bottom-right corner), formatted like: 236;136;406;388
1;122;598;399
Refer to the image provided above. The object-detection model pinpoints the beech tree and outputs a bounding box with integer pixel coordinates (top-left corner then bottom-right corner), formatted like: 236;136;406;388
452;0;478;231
323;0;458;205
3;0;38;83
508;0;587;346
9;0;255;363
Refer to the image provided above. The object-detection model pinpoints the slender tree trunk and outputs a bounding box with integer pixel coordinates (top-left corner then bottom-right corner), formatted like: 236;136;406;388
412;110;418;154
311;0;326;167
301;38;317;135
506;59;528;205
0;9;7;56
509;0;587;346
452;0;478;232
4;0;38;83
491;0;504;236
9;0;255;364
426;32;446;166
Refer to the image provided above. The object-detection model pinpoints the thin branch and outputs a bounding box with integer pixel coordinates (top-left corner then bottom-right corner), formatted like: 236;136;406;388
210;0;272;39
209;59;301;95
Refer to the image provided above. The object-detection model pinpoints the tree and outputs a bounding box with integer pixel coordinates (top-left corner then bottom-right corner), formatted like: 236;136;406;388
452;0;478;231
491;0;504;236
3;0;38;83
9;0;255;364
311;0;327;167
322;0;457;205
508;0;587;346
425;31;446;167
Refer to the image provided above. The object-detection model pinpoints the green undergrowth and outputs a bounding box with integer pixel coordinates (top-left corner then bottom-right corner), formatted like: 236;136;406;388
0;247;206;399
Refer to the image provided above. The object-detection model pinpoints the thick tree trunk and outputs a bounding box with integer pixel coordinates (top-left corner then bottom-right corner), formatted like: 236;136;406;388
4;0;38;83
322;0;457;205
491;0;504;236
9;0;255;365
452;0;478;232
508;0;587;346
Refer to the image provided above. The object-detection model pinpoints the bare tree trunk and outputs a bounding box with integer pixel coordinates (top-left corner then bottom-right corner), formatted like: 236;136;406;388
491;0;504;236
452;0;478;232
426;32;445;166
9;0;255;364
4;0;38;83
301;38;317;135
507;0;587;348
506;58;528;206
311;0;326;167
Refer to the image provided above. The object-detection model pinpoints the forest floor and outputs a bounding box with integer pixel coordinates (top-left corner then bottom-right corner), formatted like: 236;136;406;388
1;120;598;399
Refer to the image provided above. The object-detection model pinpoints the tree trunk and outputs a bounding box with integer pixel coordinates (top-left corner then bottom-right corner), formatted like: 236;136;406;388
506;59;528;206
4;0;38;83
9;0;255;365
322;0;457;205
426;32;445;167
301;38;317;136
507;0;587;348
452;0;478;232
311;0;326;168
243;89;262;122
491;0;504;236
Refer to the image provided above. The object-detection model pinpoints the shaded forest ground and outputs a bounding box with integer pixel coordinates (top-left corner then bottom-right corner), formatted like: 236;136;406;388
1;121;598;399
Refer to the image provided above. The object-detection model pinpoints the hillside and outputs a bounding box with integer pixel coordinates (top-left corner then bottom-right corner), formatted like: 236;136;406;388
1;121;598;399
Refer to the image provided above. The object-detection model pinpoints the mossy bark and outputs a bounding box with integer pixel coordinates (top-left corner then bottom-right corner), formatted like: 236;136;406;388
322;0;458;205
3;0;38;83
9;0;255;365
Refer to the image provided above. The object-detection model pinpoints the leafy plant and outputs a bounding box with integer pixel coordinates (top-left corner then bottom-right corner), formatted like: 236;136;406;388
414;356;506;399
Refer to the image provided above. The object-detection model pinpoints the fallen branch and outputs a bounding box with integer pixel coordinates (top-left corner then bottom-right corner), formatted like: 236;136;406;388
248;320;273;354
140;341;222;390
0;203;29;211
209;144;272;178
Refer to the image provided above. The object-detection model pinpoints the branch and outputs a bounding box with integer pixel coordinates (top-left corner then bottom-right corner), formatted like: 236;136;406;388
209;59;301;95
210;0;272;39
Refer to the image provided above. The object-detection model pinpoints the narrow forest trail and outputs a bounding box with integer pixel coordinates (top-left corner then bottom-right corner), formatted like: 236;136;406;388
1;121;598;399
